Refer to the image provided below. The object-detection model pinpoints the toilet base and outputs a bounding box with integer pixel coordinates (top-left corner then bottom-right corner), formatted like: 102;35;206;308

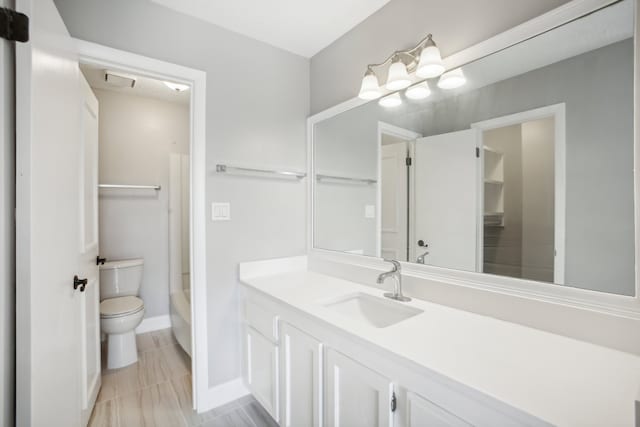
107;330;138;369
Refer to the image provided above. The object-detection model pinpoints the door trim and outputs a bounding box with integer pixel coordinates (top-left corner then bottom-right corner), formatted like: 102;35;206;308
73;39;209;411
471;103;566;285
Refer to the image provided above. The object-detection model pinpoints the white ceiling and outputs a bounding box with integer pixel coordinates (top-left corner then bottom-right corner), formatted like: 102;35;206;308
80;63;190;105
150;0;392;57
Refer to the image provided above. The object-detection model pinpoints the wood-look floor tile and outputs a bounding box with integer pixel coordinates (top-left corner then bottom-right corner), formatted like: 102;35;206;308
160;344;190;379
169;375;240;426
113;349;170;397
96;372;117;403
242;401;278;427
118;382;187;427
88;400;119;427
202;408;256;427
152;329;178;348
136;332;157;353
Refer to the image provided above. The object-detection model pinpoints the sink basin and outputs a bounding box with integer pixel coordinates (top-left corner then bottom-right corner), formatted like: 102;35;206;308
322;292;423;328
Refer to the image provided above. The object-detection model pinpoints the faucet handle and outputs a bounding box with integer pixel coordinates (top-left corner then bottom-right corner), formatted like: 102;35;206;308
382;259;401;271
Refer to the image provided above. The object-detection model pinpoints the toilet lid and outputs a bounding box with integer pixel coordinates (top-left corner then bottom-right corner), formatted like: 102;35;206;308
100;296;144;318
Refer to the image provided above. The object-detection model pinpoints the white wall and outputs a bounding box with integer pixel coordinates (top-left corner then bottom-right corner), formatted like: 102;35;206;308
310;0;571;113
95;88;189;318
53;0;309;388
0;0;15;424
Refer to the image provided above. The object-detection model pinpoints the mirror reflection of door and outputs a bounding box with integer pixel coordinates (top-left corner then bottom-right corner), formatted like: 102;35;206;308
480;115;558;283
411;130;479;271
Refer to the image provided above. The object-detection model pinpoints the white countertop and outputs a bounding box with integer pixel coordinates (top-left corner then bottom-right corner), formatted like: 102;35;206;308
239;257;640;427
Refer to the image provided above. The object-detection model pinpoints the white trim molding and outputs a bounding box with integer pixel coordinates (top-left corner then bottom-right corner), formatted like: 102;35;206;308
73;39;210;412
135;315;171;334
197;378;250;413
306;0;640;337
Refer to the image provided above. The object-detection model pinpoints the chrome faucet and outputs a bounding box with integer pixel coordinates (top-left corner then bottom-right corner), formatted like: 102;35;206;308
416;250;429;264
377;259;411;302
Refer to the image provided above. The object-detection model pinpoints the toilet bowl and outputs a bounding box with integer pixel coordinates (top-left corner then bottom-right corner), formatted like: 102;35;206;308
99;258;145;369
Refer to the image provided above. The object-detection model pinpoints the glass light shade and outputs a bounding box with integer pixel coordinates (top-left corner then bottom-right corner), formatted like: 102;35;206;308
385;59;411;90
405;82;431;100
164;81;190;92
358;71;382;100
378;93;402;108
437;68;466;89
416;45;445;78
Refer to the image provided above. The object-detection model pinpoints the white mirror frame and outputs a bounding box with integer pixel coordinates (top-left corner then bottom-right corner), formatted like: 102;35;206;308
307;0;640;320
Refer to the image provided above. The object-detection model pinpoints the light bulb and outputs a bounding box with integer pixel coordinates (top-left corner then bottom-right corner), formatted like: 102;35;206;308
358;70;382;100
164;81;190;92
378;93;402;108
416;36;445;79
405;82;431;100
437;68;466;89
385;57;411;91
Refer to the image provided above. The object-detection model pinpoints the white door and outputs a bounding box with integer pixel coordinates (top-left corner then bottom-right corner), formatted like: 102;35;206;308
381;142;408;261
326;349;394;427
79;75;101;426
246;326;279;422
405;392;471;427
280;323;322;427
15;0;84;425
412;130;479;271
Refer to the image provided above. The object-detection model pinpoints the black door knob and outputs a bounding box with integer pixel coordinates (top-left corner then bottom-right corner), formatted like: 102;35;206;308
74;275;88;292
96;256;106;265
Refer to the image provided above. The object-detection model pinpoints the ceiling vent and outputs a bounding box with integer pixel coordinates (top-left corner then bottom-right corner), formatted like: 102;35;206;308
104;71;136;88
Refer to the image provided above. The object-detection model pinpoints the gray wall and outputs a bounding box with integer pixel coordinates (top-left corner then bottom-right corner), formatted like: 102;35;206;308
53;0;309;388
310;0;571;113
95;89;190;319
0;0;15;424
314;39;634;295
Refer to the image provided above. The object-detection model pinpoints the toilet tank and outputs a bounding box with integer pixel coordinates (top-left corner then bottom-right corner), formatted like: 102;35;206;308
99;258;144;300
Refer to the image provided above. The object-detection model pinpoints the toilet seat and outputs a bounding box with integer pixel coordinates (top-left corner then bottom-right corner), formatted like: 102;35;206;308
100;296;144;319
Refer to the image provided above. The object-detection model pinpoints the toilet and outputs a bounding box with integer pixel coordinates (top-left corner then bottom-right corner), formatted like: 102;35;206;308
99;258;145;370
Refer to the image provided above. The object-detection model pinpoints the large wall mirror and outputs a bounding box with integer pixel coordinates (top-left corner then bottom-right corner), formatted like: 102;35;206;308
312;0;636;297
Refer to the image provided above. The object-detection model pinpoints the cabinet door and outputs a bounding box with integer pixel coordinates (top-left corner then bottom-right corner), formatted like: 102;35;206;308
406;392;471;427
246;326;279;422
326;349;394;427
280;323;323;427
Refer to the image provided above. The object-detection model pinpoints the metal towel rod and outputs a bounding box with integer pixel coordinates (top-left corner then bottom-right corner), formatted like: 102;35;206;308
316;174;377;185
216;164;306;179
98;184;161;190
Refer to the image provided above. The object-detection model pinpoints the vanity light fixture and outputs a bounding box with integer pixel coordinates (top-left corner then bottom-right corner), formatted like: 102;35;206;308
405;82;431;100
379;93;402;108
358;34;445;100
163;81;190;92
358;69;383;100
386;56;412;90
437;68;466;89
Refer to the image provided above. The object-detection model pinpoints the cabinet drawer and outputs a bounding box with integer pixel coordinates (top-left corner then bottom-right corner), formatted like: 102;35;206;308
245;300;279;342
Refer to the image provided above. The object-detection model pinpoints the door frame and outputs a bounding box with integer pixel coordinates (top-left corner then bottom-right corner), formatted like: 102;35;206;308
376;122;422;259
73;39;208;410
471;103;566;284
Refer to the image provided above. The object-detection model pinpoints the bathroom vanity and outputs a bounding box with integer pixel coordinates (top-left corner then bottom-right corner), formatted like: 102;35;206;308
239;257;640;427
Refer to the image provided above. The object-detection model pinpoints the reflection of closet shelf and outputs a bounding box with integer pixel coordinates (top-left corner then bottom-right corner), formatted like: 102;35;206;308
484;212;504;227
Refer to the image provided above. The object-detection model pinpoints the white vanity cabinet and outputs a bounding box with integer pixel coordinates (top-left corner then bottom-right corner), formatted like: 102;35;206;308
279;323;323;427
325;348;394;427
242;289;548;427
244;301;280;422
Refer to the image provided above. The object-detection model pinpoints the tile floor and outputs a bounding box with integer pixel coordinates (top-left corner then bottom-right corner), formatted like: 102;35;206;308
89;328;277;427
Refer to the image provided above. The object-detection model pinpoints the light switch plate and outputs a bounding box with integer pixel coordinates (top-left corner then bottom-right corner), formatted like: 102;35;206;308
365;205;375;219
211;202;231;221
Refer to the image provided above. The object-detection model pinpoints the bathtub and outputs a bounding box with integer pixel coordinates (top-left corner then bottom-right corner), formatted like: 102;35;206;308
170;289;192;357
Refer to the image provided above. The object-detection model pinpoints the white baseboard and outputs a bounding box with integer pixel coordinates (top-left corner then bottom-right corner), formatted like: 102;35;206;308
197;378;250;413
136;314;171;334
